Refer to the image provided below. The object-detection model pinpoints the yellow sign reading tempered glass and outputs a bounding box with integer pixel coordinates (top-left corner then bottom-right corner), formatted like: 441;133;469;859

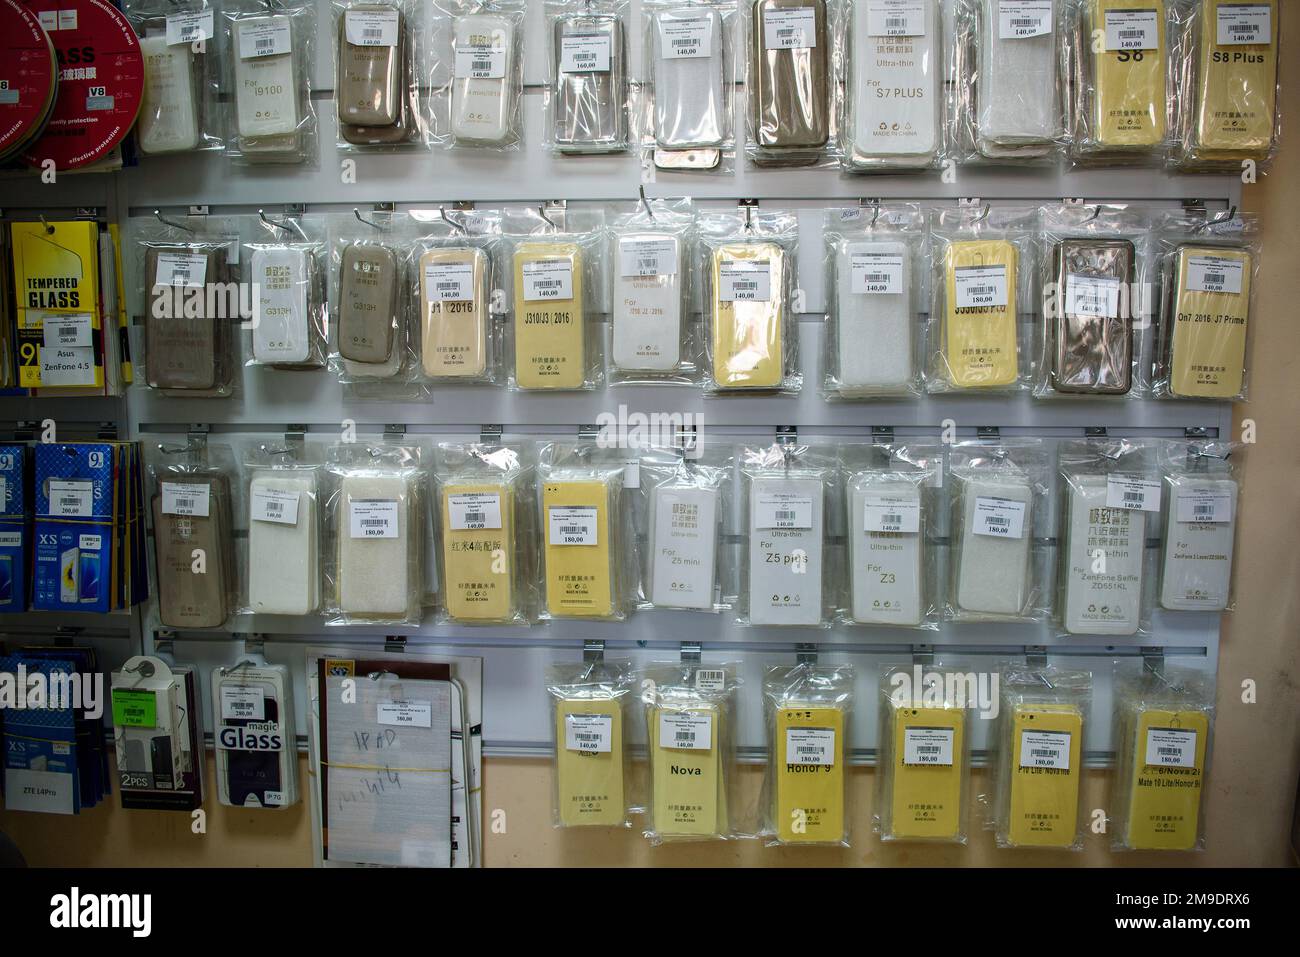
943;239;1018;388
710;241;784;390
513;241;585;389
440;480;514;622
775;704;844;843
1093;0;1167;148
890;705;965;840
555;697;625;826
1194;0;1277;156
542;479;615;618
1007;704;1083;848
651;704;724;837
1167;245;1251;398
1124;709;1208;850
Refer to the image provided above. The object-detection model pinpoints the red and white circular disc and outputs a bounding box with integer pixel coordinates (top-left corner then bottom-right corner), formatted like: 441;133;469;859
0;0;58;162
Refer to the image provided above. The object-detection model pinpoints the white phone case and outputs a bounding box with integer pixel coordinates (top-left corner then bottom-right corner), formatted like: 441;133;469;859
956;477;1033;616
1062;475;1144;635
234;15;299;140
649;483;719;610
451;13;516;144
977;0;1061;143
139;34;200;154
338;474;409;615
651;7;726;149
748;475;824;626
849;479;922;625
850;0;939;163
1160;477;1236;611
248;474;318;615
836;239;913;391
612;232;683;372
251;247;311;364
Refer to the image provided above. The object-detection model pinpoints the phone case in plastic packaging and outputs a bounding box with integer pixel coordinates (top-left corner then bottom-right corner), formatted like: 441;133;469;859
990;661;1091;850
1151;208;1258;401
1110;661;1214;851
822;204;925;398
746;0;834;166
126;0;223;156
212;660;300;808
333;0;428;150
244;213;328;370
427;0;525;151
946;438;1052;624
1170;0;1280;173
548;656;636;827
925;204;1035;394
1157;438;1242;612
761;661;853;846
876;662;970;843
545;0;630;154
837;0;943;172
240;440;323;617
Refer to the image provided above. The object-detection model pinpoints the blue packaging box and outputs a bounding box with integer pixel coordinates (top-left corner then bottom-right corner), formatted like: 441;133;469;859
32;443;118;613
0;445;30;612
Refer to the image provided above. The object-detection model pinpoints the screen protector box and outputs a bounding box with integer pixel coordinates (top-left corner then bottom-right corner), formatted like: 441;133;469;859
32;442;119;612
0;445;30;611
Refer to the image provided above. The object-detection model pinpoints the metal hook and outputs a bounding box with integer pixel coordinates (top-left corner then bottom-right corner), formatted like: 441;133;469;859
973;203;991;224
538;205;561;232
439;206;467;236
258;443;296;458
367;670;399;681
38;213;55;235
258;208;305;240
154;209;194;233
353;207;384;230
219;659;256;676
638;184;656;222
1083;204;1102;224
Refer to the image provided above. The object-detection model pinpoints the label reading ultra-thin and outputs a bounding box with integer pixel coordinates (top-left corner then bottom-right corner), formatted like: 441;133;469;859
449;492;502;530
349;499;399;538
972;496;1026;538
548;505;598;545
161;481;210;518
955;265;1008;308
719;260;771;302
903;726;955;765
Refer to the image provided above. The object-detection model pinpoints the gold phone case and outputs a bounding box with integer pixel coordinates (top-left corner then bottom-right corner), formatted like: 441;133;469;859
337;6;404;127
144;247;224;391
513;241;586;389
338;244;398;364
440;480;514;622
1194;0;1277;156
152;475;232;628
1006;704;1083;847
942;239;1019;388
1051;239;1135;394
1162;244;1251;398
554;696;626;826
710;241;784;390
1092;0;1167;148
542;479;615;618
420;246;488;378
1123;708;1208;850
750;0;829;152
774;703;844;843
888;703;965;840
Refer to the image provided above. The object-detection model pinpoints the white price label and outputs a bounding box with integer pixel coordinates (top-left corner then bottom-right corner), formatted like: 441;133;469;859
660;16;713;59
425;262;475;302
42;313;93;349
1106;475;1162;512
719;260;771;302
548;505;598;545
349;499;399;538
455;42;507;79
1176;488;1233;524
48;479;93;518
618;237;679;278
955;265;1008;308
850;252;904;295
165;11;214;46
1144;727;1197;768
1020;729;1071;770
972;496;1026;539
659;712;713;751
378;700;433;728
786;727;835;766
1185;255;1244;295
221;686;265;721
867;0;926;37
903;726;955;766
695;669;727;693
863;494;920;533
345;9;399;48
449;492;502;530
1217;3;1270;45
250;487;301;525
565;713;612;753
1104;8;1158;51
1066;274;1122;317
161;481;210;518
155;253;207;288
763;7;818;49
238;20;292;59
999;0;1053;39
755;492;814;530
560;33;612;72
522;258;574;301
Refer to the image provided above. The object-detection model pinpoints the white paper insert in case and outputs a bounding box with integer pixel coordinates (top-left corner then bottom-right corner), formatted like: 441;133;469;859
1104;8;1158;51
1019;729;1071;770
954;265;1008;308
867;0;926;37
659;712;712;751
1144;727;1197;768
548;505;598;545
161;481;211;518
565;713;612;752
449;492;502;530
719;260;771;302
522;258;574;300
903;726;955;766
349;499;399;538
786;727;835;765
425;262;475;301
972;496;1025;538
560;33;612;72
1185;256;1244;295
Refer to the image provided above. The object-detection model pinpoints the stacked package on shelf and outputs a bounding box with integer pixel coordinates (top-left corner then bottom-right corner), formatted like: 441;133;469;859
110;656;205;811
0;445;31;611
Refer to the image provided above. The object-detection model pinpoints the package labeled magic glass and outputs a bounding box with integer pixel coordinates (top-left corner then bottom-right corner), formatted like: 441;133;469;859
840;442;942;630
1171;0;1279;172
642;0;738;172
545;0;630;154
822;204;925;397
746;0;832;166
242;443;322;617
244;213;328;370
112;656;205;811
638;443;733;613
1111;663;1214;851
838;0;942;172
762;661;853;846
1152;209;1258;401
926;205;1034;393
333;0;427;149
537;442;636;622
1158;439;1241;612
548;657;635;827
1057;438;1157;637
1035;203;1150;398
739;441;835;627
221;0;318;164
947;438;1051;623
699;207;800;395
212;662;299;808
952;0;1065;163
427;0;524;150
324;442;427;626
876;663;969;843
641;660;743;843
990;662;1091;850
126;0;222;156
608;197;696;384
434;441;533;626
1068;0;1171;164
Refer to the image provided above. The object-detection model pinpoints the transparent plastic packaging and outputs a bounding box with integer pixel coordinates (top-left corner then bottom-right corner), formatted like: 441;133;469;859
241;441;323;617
698;207;801;395
323;441;427;626
761;661;853;846
990;662;1091;850
211;660;300;808
244;212;328;370
1111;662;1214;851
221;0;319;165
1056;438;1157;638
548;656;636;827
1158;438;1242;612
1068;0;1173;165
837;0;943;172
951;0;1066;164
838;441;943;630
333;0;428;150
946;438;1052;623
1170;0;1280;173
1152;209;1258;401
433;441;534;626
925;205;1035;394
1034;203;1152;399
126;0;223;156
545;0;631;154
607;197;698;385
746;0;834;167
738;441;837;628
640;0;738;173
876;662;970;843
822;204;926;398
640;659;743;843
428;0;525;151
536;441;637;622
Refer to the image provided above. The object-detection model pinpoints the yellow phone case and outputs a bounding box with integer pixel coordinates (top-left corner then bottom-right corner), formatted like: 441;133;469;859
650;703;725;838
513;241;585;389
1093;0;1167;148
542;479;615;618
710;241;785;390
1123;708;1208;850
1007;704;1084;848
1167;245;1251;398
554;696;626;826
889;704;966;840
420;246;488;377
942;239;1019;388
1194;0;1277;156
774;703;845;843
439;480;514;622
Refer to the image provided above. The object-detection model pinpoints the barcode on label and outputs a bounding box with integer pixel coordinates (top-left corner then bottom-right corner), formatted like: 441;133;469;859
576;732;599;742
59;497;80;509
1011;18;1036;27
363;28;383;39
560;525;584;535
1203;272;1225;285
1124;492;1143;504
173;497;195;511
1030;748;1054;758
674;732;694;743
986;516;1008;527
256;39;274;52
1157;746;1180;756
472;59;492;71
967;285;995;297
795;745;821;755
881;513;902;525
1194;505;1214;517
361;519;386;527
732;280;757;290
886;17;906;29
775;510;796;522
777;28;795;38
916;745;939;754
